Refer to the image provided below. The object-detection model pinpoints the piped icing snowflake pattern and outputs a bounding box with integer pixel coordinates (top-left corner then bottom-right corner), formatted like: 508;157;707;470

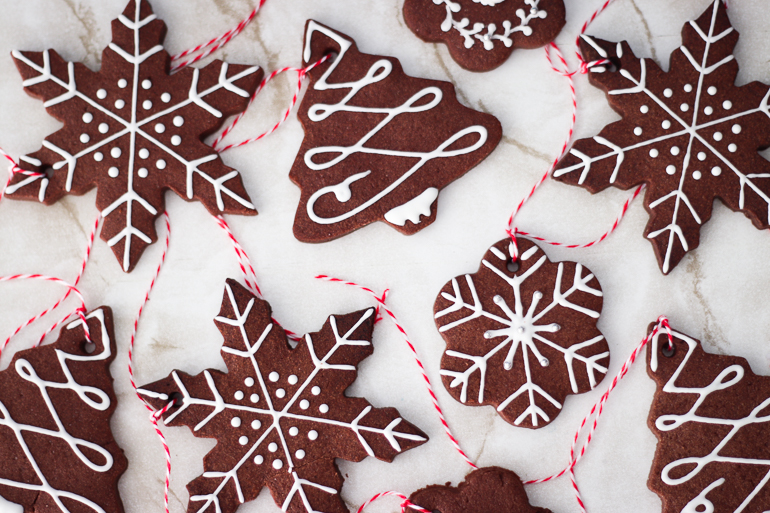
434;238;608;428
289;21;502;242
646;325;770;513
139;280;427;513
403;0;565;71
553;1;770;274
8;0;261;272
0;308;127;513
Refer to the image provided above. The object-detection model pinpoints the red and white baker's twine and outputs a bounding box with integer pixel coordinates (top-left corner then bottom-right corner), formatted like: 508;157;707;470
356;491;430;513
316;275;478;469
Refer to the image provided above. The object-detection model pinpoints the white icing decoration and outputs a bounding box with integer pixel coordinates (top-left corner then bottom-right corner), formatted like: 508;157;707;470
276;388;286;398
156;159;166;169
295;450;306;459
704;106;713;115
110;147;121;159
234;391;244;400
94;152;104;162
713;131;722;141
154;123;165;133
553;1;770;274
300;399;310;409
728;143;737;152
697;152;706;161
140;283;426;513
142;100;152;110
83;113;93;123
98;123;109;134
0;310;115;513
142;79;152;89
19;155;42;167
8;0;260;271
634;127;642;136
384;187;439;226
254;455;263;464
649;329;770;510
268;443;278;452
680;103;690;112
711;166;721;176
436;243;606;427
671;146;680;156
640;105;649;113
239;436;248;446
319;404;329;413
118;79;127;88
289;427;299;436
231;417;241;427
244;377;254;387
80;134;90;143
732;124;741;134
161;92;171;102
431;0;547;51
662;120;671;129
137;168;148;178
171;135;182;146
288;375;298;385
250;394;258;403
666;165;676;175
693;170;702;180
684;84;693;92
302;22;488;226
173;116;184;127
311;386;321;395
138;148;149;159
108;167;119;178
649;149;659;158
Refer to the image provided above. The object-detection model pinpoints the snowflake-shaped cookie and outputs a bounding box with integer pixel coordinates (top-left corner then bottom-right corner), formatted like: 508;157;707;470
8;0;262;272
0;308;127;513
434;238;608;428
139;280;427;513
647;324;770;513
553;1;770;274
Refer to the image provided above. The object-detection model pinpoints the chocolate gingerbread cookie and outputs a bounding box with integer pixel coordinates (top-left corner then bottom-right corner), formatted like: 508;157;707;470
403;0;566;72
290;21;502;243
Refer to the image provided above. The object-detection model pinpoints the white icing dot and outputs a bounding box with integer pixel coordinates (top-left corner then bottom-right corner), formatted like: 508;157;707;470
156;159;167;169
670;146;680;156
308;430;318;441
728;143;737;152
234;391;244;400
161;92;171;103
98;123;109;134
251;419;261;430
295;450;306;460
142;79;152;89
269;372;279;382
114;99;125;109
697;152;706;161
118;79;128;88
138;168;148;178
300;399;310;410
713;132;723;141
171;135;182;146
663;88;673;98
108;167;119;178
96;89;107;99
640;105;649;114
711;166;722;176
231;417;241;428
665;165;676;175
109;147;121;159
239;436;248;446
661;120;671;129
707;86;717;95
684;84;693;92
154;123;165;134
139;148;150;159
732;124;742;134
173;116;184;127
273;459;283;469
649;149;659;158
704;106;713;115
319;404;329;414
245;377;255;387
142;100;152;110
680;103;689;112
80;133;90;143
276;389;286;398
692;171;702;180
289;427;299;436
94;152;104;162
82;112;93;123
268;443;278;452
250;394;259;403
634;127;642;136
254;455;264;464
288;375;298;385
723;100;732;110
311;386;321;396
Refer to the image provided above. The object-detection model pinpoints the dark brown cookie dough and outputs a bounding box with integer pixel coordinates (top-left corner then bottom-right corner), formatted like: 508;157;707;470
139;279;428;513
553;1;770;274
646;323;770;513
408;466;552;513
434;237;608;428
9;0;261;272
403;0;566;72
290;20;502;243
0;307;127;513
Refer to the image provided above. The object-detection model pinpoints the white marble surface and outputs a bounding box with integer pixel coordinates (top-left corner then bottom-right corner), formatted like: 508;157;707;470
0;0;769;512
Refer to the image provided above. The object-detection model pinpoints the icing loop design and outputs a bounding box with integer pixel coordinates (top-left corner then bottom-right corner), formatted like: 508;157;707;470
647;326;770;512
140;280;427;513
8;0;261;272
290;21;502;242
434;238;608;428
0;308;127;513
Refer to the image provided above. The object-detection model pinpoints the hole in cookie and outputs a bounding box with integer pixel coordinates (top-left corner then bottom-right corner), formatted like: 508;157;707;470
660;341;675;358
169;392;184;408
506;259;519;273
83;341;96;354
